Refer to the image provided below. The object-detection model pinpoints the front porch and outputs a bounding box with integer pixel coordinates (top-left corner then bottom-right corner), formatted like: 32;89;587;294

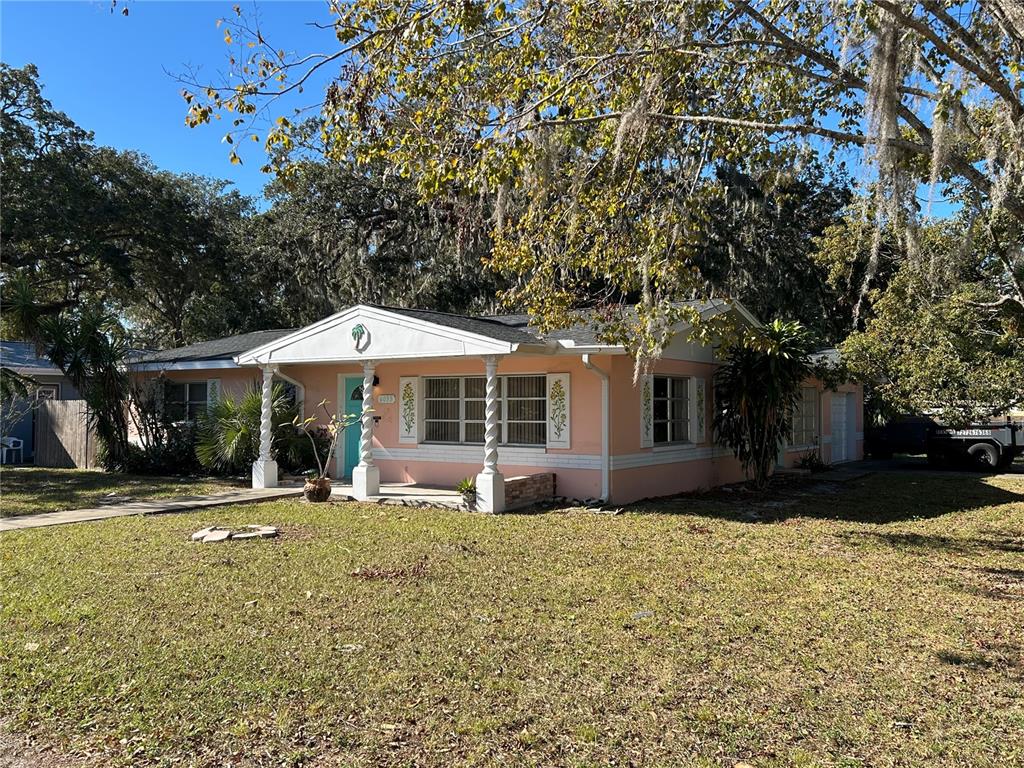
291;472;558;512
320;481;465;510
236;304;597;512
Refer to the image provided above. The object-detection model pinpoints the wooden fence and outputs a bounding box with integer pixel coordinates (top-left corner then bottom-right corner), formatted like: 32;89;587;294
34;400;97;469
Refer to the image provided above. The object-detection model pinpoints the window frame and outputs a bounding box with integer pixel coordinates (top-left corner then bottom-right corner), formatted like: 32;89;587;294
34;383;60;401
791;386;819;447
422;374;547;447
167;381;209;423
652;375;690;446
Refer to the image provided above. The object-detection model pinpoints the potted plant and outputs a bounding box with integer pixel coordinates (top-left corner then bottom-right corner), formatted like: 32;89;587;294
456;477;476;509
294;400;360;503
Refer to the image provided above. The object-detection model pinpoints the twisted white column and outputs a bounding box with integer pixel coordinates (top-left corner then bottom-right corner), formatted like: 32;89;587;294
482;355;500;475
252;365;278;489
259;365;274;462
358;362;375;467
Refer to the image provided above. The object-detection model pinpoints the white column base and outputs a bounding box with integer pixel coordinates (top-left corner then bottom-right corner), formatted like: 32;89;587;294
352;464;380;499
252;459;278;489
475;471;505;513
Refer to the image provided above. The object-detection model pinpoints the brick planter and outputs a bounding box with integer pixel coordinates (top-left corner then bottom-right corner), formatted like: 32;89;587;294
504;472;555;510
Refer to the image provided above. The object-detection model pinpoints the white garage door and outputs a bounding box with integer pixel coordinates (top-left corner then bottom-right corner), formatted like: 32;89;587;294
831;393;849;463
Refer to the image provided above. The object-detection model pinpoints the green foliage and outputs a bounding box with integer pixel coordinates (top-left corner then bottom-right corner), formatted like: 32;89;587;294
796;450;830;473
713;320;816;489
125;378;203;476
5;283;132;472
841;227;1024;424
292;399;360;480
455;477;476;497
123;424;202;477
195;384;306;475
0;63;280;350
246;159;507;326
692;162;853;342
186;1;1023;362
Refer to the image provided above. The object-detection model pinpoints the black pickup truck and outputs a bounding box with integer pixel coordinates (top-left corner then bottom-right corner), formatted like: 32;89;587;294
866;416;1023;470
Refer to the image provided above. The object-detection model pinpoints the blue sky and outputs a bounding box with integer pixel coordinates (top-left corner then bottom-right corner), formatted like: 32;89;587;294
1;0;334;201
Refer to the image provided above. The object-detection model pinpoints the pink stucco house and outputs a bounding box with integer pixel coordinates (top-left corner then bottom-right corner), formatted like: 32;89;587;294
129;302;863;511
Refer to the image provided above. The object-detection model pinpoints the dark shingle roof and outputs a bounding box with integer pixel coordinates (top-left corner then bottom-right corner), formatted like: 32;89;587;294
372;306;541;344
134;300;742;365
133;329;296;364
477;299;727;346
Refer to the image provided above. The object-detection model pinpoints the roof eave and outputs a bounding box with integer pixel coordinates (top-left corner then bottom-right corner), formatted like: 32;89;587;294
129;359;241;372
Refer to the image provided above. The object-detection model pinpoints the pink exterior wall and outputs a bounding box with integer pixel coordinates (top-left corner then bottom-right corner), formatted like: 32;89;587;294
161;368;259;397
278;356;608;501
127;368;259;443
606;355;747;503
131;352;863;505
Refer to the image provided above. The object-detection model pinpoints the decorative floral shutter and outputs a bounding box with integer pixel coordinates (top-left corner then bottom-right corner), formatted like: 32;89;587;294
640;374;654;448
545;373;570;448
689;378;707;443
398;376;419;444
206;378;222;408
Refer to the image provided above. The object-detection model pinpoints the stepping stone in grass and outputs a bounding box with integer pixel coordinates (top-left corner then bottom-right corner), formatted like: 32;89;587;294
190;527;220;542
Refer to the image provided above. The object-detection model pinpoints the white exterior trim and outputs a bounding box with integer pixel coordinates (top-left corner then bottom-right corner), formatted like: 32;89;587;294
130;360;240;372
373;444;602;470
785;443;819;453
237;305;519;365
370;443;735;472
612;445;734;470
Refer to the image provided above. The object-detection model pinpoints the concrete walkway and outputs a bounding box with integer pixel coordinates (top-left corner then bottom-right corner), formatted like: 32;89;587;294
0;487;301;532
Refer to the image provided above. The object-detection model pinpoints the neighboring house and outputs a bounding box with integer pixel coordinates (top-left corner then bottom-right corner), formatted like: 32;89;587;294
129;303;864;510
0;341;81;463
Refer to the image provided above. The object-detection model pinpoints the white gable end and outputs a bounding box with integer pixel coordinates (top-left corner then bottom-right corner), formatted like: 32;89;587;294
237;306;515;365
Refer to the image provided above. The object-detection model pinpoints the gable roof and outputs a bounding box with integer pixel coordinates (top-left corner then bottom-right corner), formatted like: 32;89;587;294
132;299;759;370
132;329;296;365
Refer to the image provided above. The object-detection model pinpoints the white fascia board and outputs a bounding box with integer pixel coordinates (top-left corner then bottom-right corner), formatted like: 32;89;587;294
8;366;63;377
553;343;628;354
129;360;241;372
236;304;517;365
707;299;761;328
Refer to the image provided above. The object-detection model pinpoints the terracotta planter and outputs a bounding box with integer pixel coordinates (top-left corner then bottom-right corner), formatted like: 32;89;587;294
303;477;332;503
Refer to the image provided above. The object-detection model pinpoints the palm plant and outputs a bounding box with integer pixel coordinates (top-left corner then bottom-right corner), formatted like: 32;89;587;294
713;320;816;489
196;383;297;473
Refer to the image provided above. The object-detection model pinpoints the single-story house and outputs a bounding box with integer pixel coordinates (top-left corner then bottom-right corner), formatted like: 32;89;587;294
129;302;863;510
1;340;82;463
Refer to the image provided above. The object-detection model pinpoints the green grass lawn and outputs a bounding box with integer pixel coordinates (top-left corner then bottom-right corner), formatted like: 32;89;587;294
1;472;1022;767
0;467;245;517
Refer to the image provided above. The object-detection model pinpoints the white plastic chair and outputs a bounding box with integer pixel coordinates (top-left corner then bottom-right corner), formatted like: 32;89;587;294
1;437;24;465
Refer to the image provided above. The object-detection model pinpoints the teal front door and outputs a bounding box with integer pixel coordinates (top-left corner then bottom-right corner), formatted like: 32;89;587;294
342;376;363;480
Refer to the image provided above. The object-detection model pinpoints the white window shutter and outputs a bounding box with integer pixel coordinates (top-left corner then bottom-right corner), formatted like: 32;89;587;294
206;378;222;408
690;378;707;443
398;376;419;444
545;373;570;449
640;374;654;448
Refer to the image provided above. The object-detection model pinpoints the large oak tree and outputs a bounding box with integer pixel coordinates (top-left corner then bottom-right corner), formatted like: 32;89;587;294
186;0;1023;361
